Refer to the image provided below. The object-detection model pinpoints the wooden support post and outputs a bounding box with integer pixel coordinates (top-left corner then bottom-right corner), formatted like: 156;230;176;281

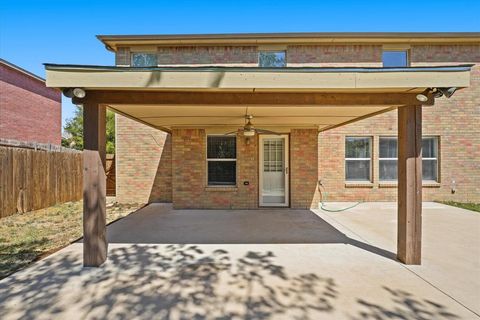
83;102;107;267
397;105;422;265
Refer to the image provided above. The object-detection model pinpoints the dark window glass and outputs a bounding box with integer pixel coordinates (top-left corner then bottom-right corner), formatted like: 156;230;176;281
422;137;438;158
132;53;157;67
259;51;286;67
422;137;438;181
346;160;371;181
382;51;408;67
345;137;371;158
379;160;398;181
345;137;371;181
207;161;236;185
422;159;438;181
379;137;398;181
207;136;236;159
379;137;397;158
377;136;439;182
207;136;236;186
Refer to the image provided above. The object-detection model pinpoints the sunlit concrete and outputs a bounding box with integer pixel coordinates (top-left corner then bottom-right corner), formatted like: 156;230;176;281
1;202;479;319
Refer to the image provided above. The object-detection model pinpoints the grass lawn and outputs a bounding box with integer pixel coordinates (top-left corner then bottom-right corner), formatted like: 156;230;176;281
0;201;142;279
439;201;480;213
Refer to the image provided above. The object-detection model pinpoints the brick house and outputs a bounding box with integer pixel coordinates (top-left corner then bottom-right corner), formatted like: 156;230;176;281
105;33;480;205
0;59;61;145
45;32;477;266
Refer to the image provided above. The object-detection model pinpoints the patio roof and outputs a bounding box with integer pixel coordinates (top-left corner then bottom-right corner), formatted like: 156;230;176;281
45;64;471;132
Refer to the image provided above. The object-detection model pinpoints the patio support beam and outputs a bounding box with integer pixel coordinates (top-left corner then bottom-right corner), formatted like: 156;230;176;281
83;101;107;267
397;105;422;265
77;91;434;107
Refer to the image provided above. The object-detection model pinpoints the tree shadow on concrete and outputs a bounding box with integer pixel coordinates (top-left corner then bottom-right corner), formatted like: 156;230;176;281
0;244;338;319
0;244;467;320
352;286;461;320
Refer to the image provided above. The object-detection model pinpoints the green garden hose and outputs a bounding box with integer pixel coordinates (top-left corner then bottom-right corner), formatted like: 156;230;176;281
319;184;362;212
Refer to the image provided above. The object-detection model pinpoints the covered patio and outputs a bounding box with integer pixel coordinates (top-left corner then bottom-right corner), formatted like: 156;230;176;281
44;64;472;267
1;202;479;319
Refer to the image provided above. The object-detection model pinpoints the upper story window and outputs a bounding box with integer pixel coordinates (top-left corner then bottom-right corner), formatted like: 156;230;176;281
259;51;286;68
131;52;157;67
207;135;237;186
382;50;409;67
345;137;372;182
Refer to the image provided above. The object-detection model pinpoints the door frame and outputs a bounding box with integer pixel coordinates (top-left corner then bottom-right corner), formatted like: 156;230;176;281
258;134;289;207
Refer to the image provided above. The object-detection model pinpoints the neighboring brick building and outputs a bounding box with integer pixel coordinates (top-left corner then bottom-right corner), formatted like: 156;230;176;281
109;33;479;206
0;59;61;145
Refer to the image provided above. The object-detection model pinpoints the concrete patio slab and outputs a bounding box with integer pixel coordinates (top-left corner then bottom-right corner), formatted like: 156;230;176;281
0;202;479;320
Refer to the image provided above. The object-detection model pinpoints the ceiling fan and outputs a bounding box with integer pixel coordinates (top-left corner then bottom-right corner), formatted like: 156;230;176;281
225;115;281;137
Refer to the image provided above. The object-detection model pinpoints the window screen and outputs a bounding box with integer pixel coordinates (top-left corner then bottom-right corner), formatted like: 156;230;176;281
422;137;439;181
377;136;439;182
207;136;236;185
259;51;286;67
345;137;372;181
131;53;157;67
379;137;398;181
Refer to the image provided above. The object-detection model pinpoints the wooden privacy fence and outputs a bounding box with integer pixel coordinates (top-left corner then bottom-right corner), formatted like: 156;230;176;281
0;140;83;218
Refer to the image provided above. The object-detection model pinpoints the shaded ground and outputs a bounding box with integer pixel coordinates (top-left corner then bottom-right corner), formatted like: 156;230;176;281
0;202;479;319
0;201;142;279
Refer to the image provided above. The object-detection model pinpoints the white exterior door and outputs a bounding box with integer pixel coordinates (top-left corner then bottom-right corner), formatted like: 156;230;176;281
259;135;289;207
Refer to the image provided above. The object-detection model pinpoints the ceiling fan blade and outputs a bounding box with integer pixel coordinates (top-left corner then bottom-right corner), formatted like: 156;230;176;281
223;130;239;135
255;128;282;135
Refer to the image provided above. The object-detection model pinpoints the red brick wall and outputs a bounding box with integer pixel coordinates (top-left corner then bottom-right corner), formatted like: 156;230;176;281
171;128;258;209
115;43;480;204
290;129;320;208
158;46;258;66
0;62;61;145
318;45;480;202
288;45;382;67
116;115;172;203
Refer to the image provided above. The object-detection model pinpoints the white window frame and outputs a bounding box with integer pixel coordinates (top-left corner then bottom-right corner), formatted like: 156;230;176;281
206;134;237;187
377;136;440;183
259;134;289;207
422;136;440;183
379;136;398;181
345;136;373;182
131;52;158;67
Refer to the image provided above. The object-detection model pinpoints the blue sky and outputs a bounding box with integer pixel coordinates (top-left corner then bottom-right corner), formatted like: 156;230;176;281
1;0;479;130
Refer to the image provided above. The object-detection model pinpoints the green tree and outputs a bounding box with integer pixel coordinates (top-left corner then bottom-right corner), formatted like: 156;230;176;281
62;106;115;154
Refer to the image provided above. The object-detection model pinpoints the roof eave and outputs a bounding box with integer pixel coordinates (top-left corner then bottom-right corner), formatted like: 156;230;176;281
96;32;480;51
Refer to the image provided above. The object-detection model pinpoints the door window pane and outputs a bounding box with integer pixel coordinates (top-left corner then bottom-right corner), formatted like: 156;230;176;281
382;50;408;67
259;51;286;67
345;137;371;181
131;53;157;67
